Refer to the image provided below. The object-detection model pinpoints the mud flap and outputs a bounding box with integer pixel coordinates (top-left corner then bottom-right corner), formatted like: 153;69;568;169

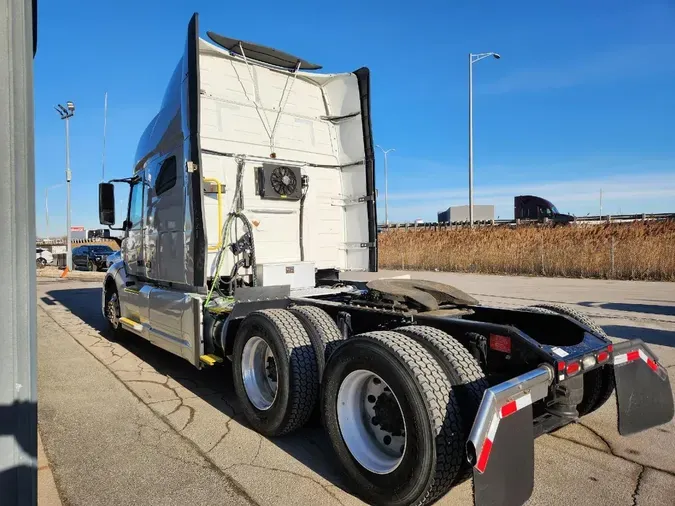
613;339;674;436
472;406;534;506
467;365;553;506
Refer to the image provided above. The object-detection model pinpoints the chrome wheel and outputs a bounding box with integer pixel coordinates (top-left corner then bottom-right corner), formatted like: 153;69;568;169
106;292;120;329
241;336;278;411
337;370;407;474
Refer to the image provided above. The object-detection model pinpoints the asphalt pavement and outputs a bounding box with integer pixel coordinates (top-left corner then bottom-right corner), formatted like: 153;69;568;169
36;272;675;505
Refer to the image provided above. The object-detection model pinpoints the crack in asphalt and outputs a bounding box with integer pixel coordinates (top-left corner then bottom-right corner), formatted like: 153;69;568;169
229;463;347;506
40;299;347;506
124;375;208;433
126;378;171;386
632;466;645;506
250;437;263;466
105;350;131;364
134;420;212;470
206;426;231;453
550;421;675;478
38;303;262;506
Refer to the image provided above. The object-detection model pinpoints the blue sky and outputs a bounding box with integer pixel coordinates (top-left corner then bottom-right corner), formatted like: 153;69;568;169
34;1;675;235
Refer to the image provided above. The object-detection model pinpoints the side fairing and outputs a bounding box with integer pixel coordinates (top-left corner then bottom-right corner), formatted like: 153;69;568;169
182;13;206;288
131;13;205;290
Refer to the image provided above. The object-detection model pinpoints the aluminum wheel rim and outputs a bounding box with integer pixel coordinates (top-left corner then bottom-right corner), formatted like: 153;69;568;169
107;293;120;329
337;370;407;474
241;336;278;411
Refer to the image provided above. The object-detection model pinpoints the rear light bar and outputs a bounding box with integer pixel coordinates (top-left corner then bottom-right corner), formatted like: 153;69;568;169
556;345;613;380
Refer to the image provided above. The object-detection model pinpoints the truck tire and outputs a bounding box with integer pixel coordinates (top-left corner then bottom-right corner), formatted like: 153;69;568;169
232;309;319;437
103;284;126;340
393;325;488;483
529;303;615;416
288;305;344;378
322;331;463;506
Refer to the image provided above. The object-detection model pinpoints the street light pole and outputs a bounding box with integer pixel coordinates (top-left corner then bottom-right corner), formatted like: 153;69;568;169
469;55;474;228
55;102;75;269
376;145;395;225
468;52;500;227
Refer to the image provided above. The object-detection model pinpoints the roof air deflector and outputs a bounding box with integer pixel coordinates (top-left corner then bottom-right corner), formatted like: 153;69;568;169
206;31;322;70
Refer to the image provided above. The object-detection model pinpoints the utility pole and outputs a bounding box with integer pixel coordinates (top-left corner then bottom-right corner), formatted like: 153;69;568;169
376;145;395;225
0;0;38;504
600;189;603;220
55;101;75;270
468;52;500;227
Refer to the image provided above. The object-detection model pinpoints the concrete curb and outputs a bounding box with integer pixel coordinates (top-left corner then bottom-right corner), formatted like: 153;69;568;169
38;430;63;506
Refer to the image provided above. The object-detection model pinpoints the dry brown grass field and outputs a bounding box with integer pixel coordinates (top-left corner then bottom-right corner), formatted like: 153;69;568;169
378;220;675;281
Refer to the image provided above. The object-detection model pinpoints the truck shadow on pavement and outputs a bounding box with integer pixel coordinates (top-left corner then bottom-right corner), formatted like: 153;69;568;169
601;325;675;348
43;287;355;495
577;301;675;317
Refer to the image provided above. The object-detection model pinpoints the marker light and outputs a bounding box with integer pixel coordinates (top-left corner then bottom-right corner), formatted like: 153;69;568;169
582;355;597;370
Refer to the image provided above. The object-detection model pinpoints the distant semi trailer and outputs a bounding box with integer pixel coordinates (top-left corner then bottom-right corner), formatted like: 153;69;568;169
437;204;494;223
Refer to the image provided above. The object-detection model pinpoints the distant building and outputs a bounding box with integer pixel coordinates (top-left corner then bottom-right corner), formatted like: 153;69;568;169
70;226;86;240
438;205;494;223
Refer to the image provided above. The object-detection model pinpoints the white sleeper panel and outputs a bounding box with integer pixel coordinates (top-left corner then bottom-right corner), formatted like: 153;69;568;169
198;38;370;278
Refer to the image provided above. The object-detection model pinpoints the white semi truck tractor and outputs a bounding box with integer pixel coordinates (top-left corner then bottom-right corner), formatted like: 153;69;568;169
98;13;674;506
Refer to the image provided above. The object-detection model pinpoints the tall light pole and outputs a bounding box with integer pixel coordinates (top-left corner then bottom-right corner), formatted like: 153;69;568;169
469;52;500;227
55;101;75;269
376;145;395;225
45;183;64;238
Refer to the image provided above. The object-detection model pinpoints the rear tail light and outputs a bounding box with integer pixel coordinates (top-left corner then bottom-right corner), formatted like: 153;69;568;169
566;362;580;375
597;351;609;363
489;334;511;354
607;344;614;353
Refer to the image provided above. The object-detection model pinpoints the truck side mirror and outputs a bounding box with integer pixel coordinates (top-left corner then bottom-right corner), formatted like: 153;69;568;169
99;182;115;225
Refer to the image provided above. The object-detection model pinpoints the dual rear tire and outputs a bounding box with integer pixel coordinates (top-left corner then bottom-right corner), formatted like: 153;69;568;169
232;309;321;436
232;308;485;506
322;330;476;505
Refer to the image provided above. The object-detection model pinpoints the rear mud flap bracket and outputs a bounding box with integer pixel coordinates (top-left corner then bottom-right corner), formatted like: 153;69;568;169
612;339;674;436
467;365;554;506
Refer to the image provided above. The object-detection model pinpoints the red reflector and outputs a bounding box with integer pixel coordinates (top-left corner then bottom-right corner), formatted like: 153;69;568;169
627;350;640;362
489;334;511;354
476;439;493;473
607;344;614;353
501;401;517;418
566;362;580;375
647;357;658;371
557;361;565;372
597;351;609;363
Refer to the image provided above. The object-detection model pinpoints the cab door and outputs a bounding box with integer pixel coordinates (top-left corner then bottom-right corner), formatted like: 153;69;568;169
124;173;146;277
